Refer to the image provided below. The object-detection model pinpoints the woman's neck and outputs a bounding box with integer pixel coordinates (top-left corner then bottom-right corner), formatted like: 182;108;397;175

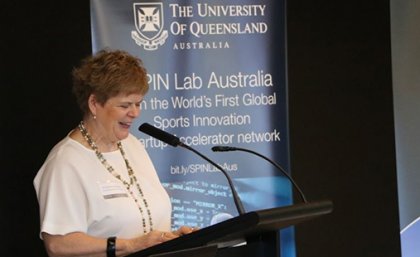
77;119;119;152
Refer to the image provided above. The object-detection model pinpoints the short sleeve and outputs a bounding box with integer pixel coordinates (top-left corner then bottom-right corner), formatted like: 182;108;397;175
34;143;89;237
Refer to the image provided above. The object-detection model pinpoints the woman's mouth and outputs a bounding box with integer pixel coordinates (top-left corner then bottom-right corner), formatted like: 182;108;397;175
119;122;131;129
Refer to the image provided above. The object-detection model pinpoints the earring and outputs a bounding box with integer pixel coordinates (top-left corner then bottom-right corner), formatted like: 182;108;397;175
93;115;97;120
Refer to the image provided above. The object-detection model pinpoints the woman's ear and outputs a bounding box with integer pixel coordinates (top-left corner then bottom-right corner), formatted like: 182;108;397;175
88;94;98;117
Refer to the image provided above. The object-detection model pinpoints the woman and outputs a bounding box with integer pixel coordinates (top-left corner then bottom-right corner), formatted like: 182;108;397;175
34;49;193;257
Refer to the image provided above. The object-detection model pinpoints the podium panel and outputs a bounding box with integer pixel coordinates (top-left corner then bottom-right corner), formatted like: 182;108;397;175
150;245;218;257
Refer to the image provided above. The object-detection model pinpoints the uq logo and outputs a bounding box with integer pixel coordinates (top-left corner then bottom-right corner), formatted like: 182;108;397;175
131;2;168;51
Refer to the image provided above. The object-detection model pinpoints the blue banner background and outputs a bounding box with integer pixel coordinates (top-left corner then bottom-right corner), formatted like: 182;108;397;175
90;1;293;256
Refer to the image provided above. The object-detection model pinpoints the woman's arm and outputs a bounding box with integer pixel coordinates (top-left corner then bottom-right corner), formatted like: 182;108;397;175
42;230;178;257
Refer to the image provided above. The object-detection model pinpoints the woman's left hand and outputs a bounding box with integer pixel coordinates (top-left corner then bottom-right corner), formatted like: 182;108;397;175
174;226;199;236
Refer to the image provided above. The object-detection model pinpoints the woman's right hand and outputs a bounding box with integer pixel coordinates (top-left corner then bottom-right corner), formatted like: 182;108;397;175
42;230;181;257
124;230;180;255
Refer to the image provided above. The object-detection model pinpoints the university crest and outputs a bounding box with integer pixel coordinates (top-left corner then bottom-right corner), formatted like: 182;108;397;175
131;2;168;51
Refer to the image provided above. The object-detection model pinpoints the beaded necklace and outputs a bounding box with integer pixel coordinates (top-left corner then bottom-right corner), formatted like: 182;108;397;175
78;121;153;234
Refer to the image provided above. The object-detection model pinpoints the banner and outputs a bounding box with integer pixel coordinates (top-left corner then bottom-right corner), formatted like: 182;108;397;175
90;0;293;256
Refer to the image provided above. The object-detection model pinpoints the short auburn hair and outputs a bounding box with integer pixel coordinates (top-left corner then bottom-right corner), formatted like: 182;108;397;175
72;49;149;115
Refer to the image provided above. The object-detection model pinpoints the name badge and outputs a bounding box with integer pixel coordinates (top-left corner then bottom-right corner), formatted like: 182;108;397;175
98;181;128;199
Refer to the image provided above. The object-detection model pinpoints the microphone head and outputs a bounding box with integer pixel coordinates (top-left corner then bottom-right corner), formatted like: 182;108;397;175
212;146;237;152
138;123;181;147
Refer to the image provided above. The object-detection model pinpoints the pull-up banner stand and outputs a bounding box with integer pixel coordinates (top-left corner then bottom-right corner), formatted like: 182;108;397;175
90;1;300;256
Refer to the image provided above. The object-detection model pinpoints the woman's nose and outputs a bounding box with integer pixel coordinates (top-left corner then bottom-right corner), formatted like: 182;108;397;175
129;104;140;117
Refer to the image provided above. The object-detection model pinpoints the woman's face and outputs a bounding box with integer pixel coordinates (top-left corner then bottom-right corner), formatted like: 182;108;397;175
92;92;144;144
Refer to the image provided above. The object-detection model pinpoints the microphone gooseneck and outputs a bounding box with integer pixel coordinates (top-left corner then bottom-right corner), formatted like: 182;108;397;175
180;144;246;215
212;146;308;203
139;123;246;215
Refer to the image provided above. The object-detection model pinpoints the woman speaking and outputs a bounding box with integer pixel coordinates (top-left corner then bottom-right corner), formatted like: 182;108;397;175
34;49;194;257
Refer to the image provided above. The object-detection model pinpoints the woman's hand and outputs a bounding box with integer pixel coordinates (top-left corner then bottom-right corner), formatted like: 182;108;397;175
126;230;178;254
128;225;199;253
41;228;200;257
173;226;199;236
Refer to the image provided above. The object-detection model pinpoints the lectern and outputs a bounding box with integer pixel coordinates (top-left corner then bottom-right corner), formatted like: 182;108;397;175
128;200;333;257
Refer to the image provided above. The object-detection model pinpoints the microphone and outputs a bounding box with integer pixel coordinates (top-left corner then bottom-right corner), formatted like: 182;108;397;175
212;146;308;203
138;123;181;147
138;123;246;215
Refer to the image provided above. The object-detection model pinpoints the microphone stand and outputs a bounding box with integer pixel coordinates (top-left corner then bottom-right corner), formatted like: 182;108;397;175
179;142;246;215
138;123;246;215
212;146;307;203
